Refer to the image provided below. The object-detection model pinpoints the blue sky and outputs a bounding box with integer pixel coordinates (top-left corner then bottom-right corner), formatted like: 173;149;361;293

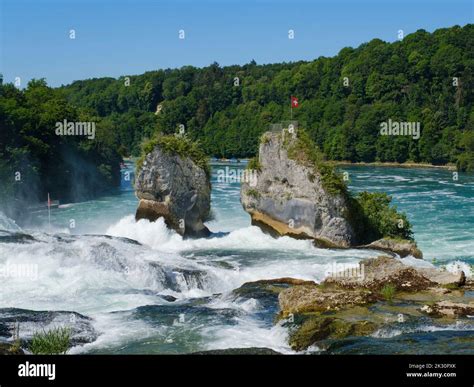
1;0;472;87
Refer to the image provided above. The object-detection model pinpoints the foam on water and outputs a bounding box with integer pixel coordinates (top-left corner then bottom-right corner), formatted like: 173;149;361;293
202;318;294;354
0;212;22;232
0;164;473;353
373;321;474;339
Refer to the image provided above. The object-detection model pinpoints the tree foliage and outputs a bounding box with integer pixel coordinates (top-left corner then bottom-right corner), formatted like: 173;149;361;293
0;79;122;218
58;25;473;171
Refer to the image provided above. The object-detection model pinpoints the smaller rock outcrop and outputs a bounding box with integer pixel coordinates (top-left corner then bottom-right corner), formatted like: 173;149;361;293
275;256;470;350
322;256;464;291
363;238;423;259
420;301;474;318
279;286;376;315
135;135;211;238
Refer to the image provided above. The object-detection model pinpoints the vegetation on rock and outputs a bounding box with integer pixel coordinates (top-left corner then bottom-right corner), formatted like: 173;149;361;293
349;192;413;242
137;134;210;177
380;284;397;302
29;327;71;355
246;157;262;172
271;128;414;243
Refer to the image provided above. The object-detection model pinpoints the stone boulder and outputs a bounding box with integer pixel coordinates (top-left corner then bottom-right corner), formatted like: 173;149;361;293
279;256;467;317
322;256;465;291
287;315;378;351
279;285;376;316
135;140;211;238
420;301;474;318
274;256;470;351
363;238;423;258
241;131;355;247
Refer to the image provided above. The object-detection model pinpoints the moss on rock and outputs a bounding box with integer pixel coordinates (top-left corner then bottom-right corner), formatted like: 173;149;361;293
137;134;210;177
288;314;378;351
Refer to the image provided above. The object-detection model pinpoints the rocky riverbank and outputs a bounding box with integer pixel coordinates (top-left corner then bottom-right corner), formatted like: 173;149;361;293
232;255;472;352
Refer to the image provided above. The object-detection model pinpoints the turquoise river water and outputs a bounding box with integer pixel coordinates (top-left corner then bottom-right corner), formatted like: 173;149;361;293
0;162;472;354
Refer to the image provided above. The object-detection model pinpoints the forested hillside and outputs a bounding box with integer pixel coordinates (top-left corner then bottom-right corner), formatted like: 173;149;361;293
0;80;122;218
60;24;473;170
1;24;473;219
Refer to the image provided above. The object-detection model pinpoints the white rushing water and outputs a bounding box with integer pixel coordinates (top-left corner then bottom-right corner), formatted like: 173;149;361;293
0;163;472;353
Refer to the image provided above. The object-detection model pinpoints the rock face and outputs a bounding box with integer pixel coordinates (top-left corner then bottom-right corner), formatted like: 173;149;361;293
241;131;355;247
135;145;211;238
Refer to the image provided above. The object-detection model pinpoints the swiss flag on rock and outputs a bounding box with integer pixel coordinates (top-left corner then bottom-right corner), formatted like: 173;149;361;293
291;96;299;108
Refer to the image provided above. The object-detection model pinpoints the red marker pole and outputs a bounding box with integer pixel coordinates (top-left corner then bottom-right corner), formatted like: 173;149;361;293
47;193;51;229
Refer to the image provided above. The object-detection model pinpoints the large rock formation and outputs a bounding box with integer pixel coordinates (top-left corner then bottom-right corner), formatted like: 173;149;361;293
241;131;355;247
135;139;211;238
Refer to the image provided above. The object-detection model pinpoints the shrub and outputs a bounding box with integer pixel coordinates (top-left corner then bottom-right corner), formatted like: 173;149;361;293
351;191;413;242
29;327;71;355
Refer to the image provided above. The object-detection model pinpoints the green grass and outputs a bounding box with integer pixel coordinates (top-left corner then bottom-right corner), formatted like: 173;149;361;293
246;188;261;199
136;134;210;178
9;322;21;353
246;157;262;172
284;129;347;196
380;284;396;302
29;327;71;355
260;133;271;145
